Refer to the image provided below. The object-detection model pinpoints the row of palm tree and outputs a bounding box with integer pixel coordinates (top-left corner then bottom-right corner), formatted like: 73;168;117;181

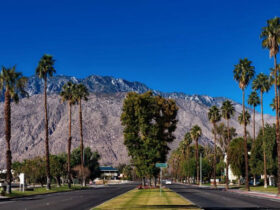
0;54;89;193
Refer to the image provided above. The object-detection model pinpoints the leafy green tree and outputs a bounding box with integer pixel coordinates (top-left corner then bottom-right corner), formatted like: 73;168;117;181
73;84;89;186
234;58;255;191
50;154;67;187
0;66;28;194
60;82;78;188
261;16;280;194
252;73;271;188
248;91;260;141
221;100;236;189
71;147;100;181
36;54;56;190
190;125;202;184
208;106;221;187
121;91;178;185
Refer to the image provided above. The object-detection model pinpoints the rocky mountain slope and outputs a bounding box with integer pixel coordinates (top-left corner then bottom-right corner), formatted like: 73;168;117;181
0;75;275;167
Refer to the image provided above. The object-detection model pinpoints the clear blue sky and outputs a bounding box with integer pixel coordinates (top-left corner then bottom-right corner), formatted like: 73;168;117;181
0;0;279;115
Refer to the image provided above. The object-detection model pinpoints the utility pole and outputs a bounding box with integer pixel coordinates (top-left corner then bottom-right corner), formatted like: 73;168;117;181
200;153;202;186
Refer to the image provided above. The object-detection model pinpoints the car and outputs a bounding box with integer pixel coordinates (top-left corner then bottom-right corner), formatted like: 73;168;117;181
165;180;172;184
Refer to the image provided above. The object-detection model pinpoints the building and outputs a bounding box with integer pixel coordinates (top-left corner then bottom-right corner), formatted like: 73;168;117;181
99;166;119;180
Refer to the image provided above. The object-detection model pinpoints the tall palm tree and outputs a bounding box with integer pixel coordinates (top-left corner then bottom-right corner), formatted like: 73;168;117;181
73;83;89;186
184;132;192;184
252;73;271;188
36;54;56;190
208;106;221;188
233;58;255;191
60;82;77;188
261;16;280;194
221;100;235;190
248;91;260;142
190;125;202;185
0;66;28;194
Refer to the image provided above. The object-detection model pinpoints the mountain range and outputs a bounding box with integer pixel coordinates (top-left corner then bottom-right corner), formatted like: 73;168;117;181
0;75;275;167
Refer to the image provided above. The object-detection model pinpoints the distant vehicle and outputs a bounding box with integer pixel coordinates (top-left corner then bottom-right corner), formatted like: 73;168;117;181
165;180;172;185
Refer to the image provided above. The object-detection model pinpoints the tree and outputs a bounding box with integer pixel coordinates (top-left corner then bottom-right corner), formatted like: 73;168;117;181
248;91;260;142
252;73;271;188
71;147;101;181
190;125;202;184
261;16;280;194
208;106;221;188
184;132;192;183
121;91;178;185
36;54;56;190
0;66;28;194
221;100;235;189
50;154;67;187
73;84;89;186
228;138;246;185
233;58;255;191
238;111;251;127
60;82;78;188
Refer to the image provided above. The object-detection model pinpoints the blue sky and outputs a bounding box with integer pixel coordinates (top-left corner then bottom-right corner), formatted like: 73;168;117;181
0;0;279;115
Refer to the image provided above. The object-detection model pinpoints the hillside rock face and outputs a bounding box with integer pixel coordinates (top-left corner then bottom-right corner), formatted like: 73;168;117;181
0;75;275;167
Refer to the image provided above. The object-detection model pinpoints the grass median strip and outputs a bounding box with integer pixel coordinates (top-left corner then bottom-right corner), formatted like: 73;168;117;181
93;188;199;210
240;186;278;194
5;185;88;198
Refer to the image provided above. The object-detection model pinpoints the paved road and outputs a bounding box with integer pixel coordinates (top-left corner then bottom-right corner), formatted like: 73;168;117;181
169;183;280;209
0;183;137;210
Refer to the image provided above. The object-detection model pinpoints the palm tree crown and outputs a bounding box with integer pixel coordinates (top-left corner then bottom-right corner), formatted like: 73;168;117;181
252;73;271;93
208;106;221;124
190;125;202;141
36;54;56;79
184;132;192;147
233;58;255;90
74;84;89;101
260;17;280;58
60;82;78;105
248;91;260;107
238;111;251;126
221;100;235;120
0;66;28;101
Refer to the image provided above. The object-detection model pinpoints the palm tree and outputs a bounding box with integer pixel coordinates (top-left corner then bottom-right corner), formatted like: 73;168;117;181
36;54;56;190
233;58;255;191
190;125;202;185
183;132;192;184
238;111;251;127
221;100;235;190
73;83;89;186
261;16;280;194
60;82;77;188
208;106;221;188
248;91;260;142
252;73;271;188
0;66;28;194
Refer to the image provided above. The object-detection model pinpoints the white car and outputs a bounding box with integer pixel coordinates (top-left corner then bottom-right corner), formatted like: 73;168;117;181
165;180;172;184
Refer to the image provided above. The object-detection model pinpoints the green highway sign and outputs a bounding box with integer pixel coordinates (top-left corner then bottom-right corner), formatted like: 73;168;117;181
156;163;168;168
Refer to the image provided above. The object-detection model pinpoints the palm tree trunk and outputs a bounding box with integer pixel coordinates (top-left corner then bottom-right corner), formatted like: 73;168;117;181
44;78;51;190
273;55;280;195
187;146;190;184
253;107;255;142
242;89;250;191
67;102;72;188
213;122;217;188
261;92;268;189
79;99;85;186
4;88;12;194
226;119;230;190
196;139;199;184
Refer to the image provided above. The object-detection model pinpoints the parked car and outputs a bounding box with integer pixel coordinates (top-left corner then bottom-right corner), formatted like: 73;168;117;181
165;180;172;184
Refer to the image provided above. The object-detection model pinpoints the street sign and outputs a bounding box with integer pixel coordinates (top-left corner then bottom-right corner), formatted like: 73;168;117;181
156;163;168;168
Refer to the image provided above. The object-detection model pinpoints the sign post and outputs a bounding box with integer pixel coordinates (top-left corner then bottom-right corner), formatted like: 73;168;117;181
156;163;168;196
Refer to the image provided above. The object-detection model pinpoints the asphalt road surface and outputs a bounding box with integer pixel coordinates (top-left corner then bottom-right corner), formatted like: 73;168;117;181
0;183;137;210
169;183;280;209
